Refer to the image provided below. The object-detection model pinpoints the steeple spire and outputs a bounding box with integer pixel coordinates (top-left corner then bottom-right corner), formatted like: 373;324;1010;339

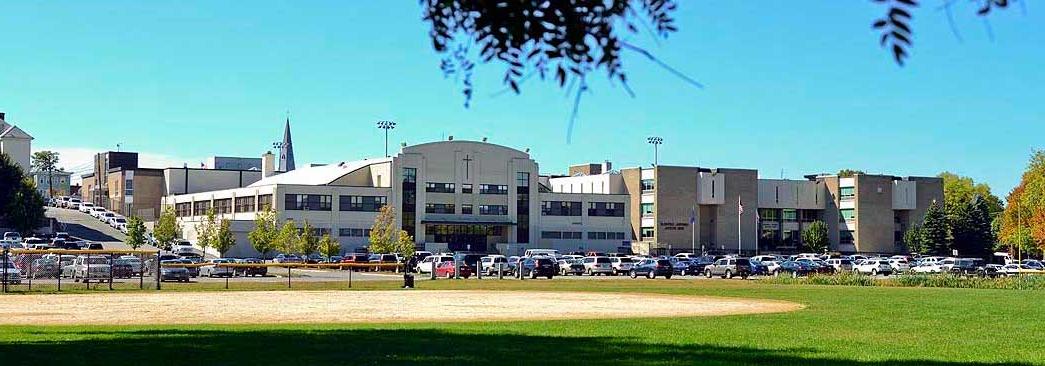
278;114;295;172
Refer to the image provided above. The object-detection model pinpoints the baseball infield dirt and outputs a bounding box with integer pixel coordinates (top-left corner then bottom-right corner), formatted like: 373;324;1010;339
0;290;802;325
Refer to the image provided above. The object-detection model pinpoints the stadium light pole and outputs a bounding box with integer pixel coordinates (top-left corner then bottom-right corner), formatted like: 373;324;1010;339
647;136;663;166
377;120;397;157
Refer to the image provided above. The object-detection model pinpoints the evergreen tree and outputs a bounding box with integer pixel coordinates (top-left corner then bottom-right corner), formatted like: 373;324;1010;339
970;196;997;257
921;201;950;255
948;200;976;256
5;177;46;235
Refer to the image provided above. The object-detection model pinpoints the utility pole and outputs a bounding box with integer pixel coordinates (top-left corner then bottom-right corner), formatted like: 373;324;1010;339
377;120;397;157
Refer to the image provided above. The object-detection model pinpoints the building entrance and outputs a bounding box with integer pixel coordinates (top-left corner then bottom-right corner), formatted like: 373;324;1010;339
425;224;507;252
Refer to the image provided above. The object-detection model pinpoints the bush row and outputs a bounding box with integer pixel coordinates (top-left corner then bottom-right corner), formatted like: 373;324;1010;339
758;273;1045;290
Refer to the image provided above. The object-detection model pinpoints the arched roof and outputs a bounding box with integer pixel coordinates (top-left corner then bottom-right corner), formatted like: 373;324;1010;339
248;157;391;187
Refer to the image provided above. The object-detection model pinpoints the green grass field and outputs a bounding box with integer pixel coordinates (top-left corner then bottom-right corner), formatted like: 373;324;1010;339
1;280;1043;365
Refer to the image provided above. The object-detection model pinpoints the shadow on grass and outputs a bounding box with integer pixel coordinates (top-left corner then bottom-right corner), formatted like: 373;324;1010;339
0;328;1030;366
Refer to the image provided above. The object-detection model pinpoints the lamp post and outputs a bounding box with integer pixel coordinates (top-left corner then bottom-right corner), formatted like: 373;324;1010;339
377;120;397;157
647;136;663;166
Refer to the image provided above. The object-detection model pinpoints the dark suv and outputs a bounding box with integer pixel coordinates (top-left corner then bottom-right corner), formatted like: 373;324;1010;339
704;258;752;279
519;257;556;279
630;259;673;279
949;258;979;276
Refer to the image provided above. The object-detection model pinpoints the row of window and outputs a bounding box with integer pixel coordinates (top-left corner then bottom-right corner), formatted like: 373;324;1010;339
541;231;583;239
541;201;625;217
587;231;626;240
174;195;272;217
339;228;373;237
283;194;389;212
424;182;515;195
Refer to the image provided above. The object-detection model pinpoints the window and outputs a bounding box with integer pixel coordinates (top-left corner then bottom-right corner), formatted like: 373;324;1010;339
402;168;416;183
640;203;654;217
339;228;372;237
541;201;582;216
479;205;508;215
563;231;582;239
462;184;473;194
516;172;530;187
758;208;779;221
124;178;133;196
193;201;211;216
425;182;455;193
175;203;192;217
641;179;655;191
840;230;855;244
840;187;855;200
840;208;856;222
461;204;473;214
235;196;256;213
799;209;818;222
214;198;233;214
425;203;456;214
782;209;797;222
588;202;624;217
285;194;332;211
640;227;655;239
258;194;272;211
339;195;386;212
541;231;562;239
479;184;508;195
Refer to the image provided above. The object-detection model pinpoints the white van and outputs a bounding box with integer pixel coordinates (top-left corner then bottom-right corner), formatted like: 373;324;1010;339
524;249;560;258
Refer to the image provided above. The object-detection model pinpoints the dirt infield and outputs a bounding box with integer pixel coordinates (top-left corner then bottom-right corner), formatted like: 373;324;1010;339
0;290;802;325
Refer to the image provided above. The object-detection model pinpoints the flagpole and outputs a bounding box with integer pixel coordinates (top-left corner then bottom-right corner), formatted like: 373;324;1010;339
738;196;742;257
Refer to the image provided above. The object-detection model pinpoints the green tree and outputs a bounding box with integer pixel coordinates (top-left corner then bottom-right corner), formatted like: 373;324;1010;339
274;221;299;255
921;201;950;255
369;205;398;254
394;230;416;257
938;172;1004;215
248;209;277;259
298;221;319;257
213;219;236;257
4;177;46;235
903;224;926;255
194;207;217;256
30;150;60;198
153;205;180;251
125;216;148;250
0;154;25;214
319;234;341;259
837;169;865;178
801;220;829;253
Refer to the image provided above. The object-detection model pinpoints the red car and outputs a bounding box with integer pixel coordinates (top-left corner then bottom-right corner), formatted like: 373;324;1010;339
435;261;473;279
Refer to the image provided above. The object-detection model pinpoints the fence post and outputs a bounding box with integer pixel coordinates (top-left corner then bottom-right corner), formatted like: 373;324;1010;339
28;258;32;291
108;253;113;291
2;247;8;293
85;253;91;290
498;263;504;280
287;265;291;288
477;261;483;280
430;260;436;280
138;253;144;290
155;250;161;291
225;265;229;290
348;267;352;288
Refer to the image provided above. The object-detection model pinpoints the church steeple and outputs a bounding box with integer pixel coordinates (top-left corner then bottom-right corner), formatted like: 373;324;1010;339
278;116;295;172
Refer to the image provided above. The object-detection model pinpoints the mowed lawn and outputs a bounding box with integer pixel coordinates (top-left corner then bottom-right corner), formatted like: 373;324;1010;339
0;280;1043;365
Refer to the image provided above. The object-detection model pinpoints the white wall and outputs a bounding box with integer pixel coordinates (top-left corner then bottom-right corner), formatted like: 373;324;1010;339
757;179;827;209
892;180;917;210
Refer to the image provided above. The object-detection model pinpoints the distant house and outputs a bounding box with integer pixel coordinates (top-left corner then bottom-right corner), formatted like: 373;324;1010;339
0;112;33;173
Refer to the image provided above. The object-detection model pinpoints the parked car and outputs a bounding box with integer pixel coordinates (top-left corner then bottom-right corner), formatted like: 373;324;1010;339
30;258;59;278
911;261;944;274
1021;260;1045;271
111;259;135;278
705;258;752;279
630;258;673;279
72;256;112;283
773;260;816;278
118;256;144;276
235;258;268;277
887;258;911;273
274;254;304;264
824;258;855;272
78;202;96;213
1;260;22;284
480;255;511;275
582;256;614;276
674;252;699;260
200;259;236;277
518;257;556;279
435;261;473;279
159;261;191;282
999;264;1044;276
853;259;893;276
608;256;636;275
416;255;454;274
557;258;586;276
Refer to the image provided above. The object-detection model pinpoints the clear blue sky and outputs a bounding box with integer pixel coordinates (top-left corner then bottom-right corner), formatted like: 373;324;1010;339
1;1;1041;195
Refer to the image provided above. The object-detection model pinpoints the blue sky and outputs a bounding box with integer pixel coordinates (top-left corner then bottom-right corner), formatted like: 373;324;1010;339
1;1;1041;195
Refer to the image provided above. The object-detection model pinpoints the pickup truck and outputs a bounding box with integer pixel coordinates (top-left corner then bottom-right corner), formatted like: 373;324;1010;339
72;255;112;283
